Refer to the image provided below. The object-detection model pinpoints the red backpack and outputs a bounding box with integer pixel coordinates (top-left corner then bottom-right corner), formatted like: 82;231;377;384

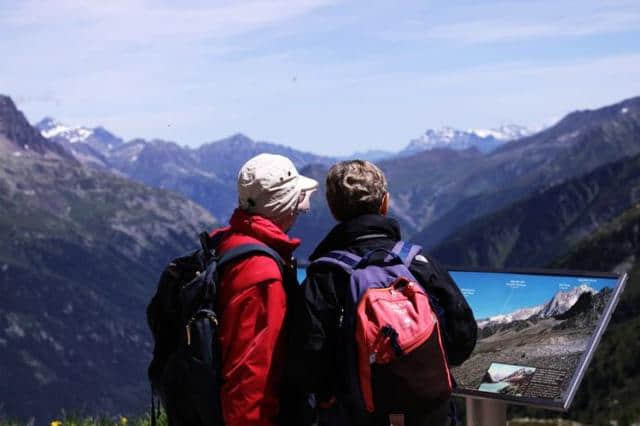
313;241;452;414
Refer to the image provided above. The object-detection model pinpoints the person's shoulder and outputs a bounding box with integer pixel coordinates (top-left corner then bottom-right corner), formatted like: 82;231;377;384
410;249;446;267
305;252;352;283
307;258;346;276
409;251;450;281
219;233;284;279
413;253;429;264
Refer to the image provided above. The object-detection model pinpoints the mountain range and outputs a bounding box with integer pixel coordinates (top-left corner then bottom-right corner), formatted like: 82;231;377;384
35;117;336;222
411;96;640;251
37;118;533;164
477;284;598;329
34;97;640;259
34;117;535;258
33;97;640;263
401;124;532;155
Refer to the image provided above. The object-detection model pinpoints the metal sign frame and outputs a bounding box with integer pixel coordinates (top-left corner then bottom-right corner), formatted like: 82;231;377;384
448;267;628;411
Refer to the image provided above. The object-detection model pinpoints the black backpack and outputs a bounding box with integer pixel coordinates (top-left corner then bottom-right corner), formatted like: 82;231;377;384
146;231;286;426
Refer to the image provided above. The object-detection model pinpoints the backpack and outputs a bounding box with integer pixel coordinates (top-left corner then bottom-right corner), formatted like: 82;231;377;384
146;231;286;426
311;241;452;416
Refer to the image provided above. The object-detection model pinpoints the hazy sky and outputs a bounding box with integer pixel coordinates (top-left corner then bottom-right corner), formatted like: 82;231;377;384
2;0;640;155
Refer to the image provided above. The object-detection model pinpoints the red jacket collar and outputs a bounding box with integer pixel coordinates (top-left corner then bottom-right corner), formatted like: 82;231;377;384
213;209;301;257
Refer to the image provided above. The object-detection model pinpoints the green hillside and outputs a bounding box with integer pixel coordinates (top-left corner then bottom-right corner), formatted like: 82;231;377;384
0;98;216;422
509;206;640;424
431;153;640;268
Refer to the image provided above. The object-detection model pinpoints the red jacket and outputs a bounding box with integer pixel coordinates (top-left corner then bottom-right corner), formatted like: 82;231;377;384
212;209;300;426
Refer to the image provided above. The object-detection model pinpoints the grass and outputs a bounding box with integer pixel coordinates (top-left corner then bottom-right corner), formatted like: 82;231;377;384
0;412;167;426
507;419;583;426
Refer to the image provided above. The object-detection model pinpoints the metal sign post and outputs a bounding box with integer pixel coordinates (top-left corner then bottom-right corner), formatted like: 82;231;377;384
466;398;507;426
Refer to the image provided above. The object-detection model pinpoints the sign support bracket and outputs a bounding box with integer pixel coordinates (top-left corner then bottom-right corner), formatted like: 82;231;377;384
465;398;507;426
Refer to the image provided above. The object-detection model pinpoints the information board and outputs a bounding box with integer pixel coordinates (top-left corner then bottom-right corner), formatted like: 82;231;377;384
449;269;627;410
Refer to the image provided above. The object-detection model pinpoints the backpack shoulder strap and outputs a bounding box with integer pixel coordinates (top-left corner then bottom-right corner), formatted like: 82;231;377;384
199;229;229;253
217;243;286;274
312;242;422;272
311;250;362;274
389;240;423;268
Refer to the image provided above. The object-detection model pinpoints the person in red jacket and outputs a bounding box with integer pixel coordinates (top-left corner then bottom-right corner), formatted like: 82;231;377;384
211;153;318;426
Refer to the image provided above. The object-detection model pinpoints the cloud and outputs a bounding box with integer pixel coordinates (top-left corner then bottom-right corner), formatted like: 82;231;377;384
381;2;640;44
0;0;340;128
1;0;338;42
12;92;61;106
429;13;640;44
3;0;640;155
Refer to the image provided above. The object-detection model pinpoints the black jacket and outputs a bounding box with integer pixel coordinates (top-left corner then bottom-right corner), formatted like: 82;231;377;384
290;214;477;425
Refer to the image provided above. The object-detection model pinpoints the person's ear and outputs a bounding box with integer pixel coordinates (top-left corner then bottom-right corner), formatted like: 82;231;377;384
379;193;389;216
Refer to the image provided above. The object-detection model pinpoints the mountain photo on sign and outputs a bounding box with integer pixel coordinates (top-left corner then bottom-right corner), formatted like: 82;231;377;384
449;270;619;404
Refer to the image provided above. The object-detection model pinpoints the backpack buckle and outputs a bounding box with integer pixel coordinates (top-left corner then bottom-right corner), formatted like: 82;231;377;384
185;310;219;346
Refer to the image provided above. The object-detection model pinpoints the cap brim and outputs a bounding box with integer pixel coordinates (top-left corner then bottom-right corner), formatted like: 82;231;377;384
297;174;319;192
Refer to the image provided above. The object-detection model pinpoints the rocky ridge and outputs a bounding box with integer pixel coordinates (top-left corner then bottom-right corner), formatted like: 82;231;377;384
0;95;216;421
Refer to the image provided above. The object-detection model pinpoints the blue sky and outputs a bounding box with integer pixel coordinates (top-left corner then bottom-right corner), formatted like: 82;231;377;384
296;269;619;319
449;271;617;319
2;0;640;155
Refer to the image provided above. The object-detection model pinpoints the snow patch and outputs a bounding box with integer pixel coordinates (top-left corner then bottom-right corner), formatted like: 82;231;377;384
41;123;71;138
477;304;544;328
557;130;580;142
538;284;596;317
477;284;597;329
40;119;95;143
115;141;146;163
404;124;533;154
470;124;532;141
621;107;629;114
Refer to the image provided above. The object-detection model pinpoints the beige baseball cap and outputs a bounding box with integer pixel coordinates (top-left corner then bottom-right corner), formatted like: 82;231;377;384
237;153;319;222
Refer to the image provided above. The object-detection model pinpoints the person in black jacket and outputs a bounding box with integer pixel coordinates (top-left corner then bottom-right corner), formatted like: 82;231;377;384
291;160;477;426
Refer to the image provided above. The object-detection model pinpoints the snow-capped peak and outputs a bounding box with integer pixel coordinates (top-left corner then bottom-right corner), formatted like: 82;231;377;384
469;124;532;141
35;118;124;158
477;304;544;328
477;284;598;329
538;284;597;318
36;117;94;144
402;124;532;155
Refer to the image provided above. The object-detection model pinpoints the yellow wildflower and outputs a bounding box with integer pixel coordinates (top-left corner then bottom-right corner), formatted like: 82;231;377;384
51;421;62;426
120;417;128;424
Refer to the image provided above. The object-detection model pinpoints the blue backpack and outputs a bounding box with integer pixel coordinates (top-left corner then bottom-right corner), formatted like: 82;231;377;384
312;241;452;418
